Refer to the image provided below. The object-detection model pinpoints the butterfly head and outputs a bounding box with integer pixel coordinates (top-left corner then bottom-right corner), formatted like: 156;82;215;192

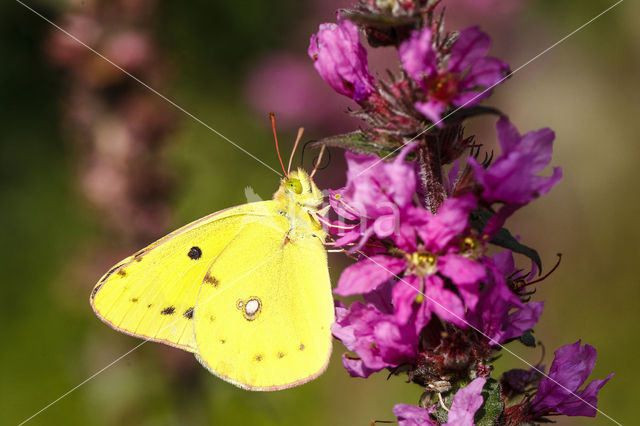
275;168;323;211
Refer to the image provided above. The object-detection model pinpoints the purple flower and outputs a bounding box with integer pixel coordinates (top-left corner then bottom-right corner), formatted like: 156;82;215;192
393;378;486;426
529;340;613;417
328;143;417;248
445;377;487;425
469;117;562;235
243;52;360;131
390;196;485;326
394;403;437;426
467;251;543;345
333;194;485;328
308;16;376;102
331;283;427;377
399;26;509;125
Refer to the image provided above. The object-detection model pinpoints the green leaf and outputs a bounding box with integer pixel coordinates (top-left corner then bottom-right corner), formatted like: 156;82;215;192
443;105;503;124
470;210;542;272
474;379;504;426
312;131;397;157
519;329;536;347
432;392;454;424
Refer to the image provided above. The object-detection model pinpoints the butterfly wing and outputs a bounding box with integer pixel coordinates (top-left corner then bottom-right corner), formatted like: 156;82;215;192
90;201;278;351
193;220;334;391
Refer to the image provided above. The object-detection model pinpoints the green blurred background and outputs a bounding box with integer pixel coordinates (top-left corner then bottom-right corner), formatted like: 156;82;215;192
1;0;638;425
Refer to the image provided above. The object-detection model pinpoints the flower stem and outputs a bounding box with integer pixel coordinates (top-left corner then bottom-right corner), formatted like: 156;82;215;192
417;136;446;214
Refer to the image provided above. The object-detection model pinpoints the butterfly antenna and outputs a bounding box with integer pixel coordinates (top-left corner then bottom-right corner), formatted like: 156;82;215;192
270;112;288;177
309;144;327;179
287;127;304;176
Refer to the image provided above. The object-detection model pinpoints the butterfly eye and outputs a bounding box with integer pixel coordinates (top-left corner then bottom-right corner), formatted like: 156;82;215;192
286;178;303;194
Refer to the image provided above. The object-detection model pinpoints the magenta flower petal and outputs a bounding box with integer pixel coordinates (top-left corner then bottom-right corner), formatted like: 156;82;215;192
459;56;509;89
446;160;461;195
394;404;437;426
531;341;613;418
328;189;359;220
333;230;362;247
332;299;422;375
466;260;524;344
479;203;520;237
495;113;521;152
424;274;467;327
536;341;597;403
448;26;490;74
491;250;515;276
472;117;562;206
391;275;424;324
451;90;489;108
329;144;419;250
502;301;544;341
438;254;486;286
415;100;447;125
341;354;378;378
334;255;406;296
418;194;476;251
556;373;614;417
445;377;487;426
373;213;399;237
398;28;437;90
453;58;508;108
401;25;508;123
438;254;486;310
308;17;375;101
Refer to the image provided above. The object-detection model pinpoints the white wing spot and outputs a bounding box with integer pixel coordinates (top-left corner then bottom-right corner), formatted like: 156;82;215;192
237;296;262;321
245;299;259;315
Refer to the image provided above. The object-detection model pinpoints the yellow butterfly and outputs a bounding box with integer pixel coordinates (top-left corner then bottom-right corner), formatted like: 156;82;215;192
90;123;334;391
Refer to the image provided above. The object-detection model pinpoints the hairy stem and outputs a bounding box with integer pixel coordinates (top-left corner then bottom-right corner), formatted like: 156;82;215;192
417;136;446;213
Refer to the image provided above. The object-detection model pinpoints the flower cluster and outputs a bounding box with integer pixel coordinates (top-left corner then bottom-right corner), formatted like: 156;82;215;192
46;0;176;242
308;1;612;424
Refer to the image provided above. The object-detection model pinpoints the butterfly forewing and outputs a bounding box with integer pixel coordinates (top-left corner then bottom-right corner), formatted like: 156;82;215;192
90;202;277;351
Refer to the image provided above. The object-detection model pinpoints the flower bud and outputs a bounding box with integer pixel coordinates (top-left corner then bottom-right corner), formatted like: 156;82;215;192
308;17;376;102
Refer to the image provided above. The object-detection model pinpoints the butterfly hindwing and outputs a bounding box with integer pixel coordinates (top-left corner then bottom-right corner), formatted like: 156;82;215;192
90;201;278;351
193;219;334;390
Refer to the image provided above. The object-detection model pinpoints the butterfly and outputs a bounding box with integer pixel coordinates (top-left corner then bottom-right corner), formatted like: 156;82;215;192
90;120;334;391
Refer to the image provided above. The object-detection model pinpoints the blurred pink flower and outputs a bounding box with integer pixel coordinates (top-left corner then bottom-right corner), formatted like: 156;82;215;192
244;52;359;131
445;0;526;29
103;31;155;71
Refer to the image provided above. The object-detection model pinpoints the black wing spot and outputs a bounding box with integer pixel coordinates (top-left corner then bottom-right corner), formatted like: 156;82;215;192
101;265;121;283
147;304;153;308
130;297;139;303
160;306;176;315
134;249;147;261
183;307;194;319
188;246;202;260
91;283;103;299
204;273;219;287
